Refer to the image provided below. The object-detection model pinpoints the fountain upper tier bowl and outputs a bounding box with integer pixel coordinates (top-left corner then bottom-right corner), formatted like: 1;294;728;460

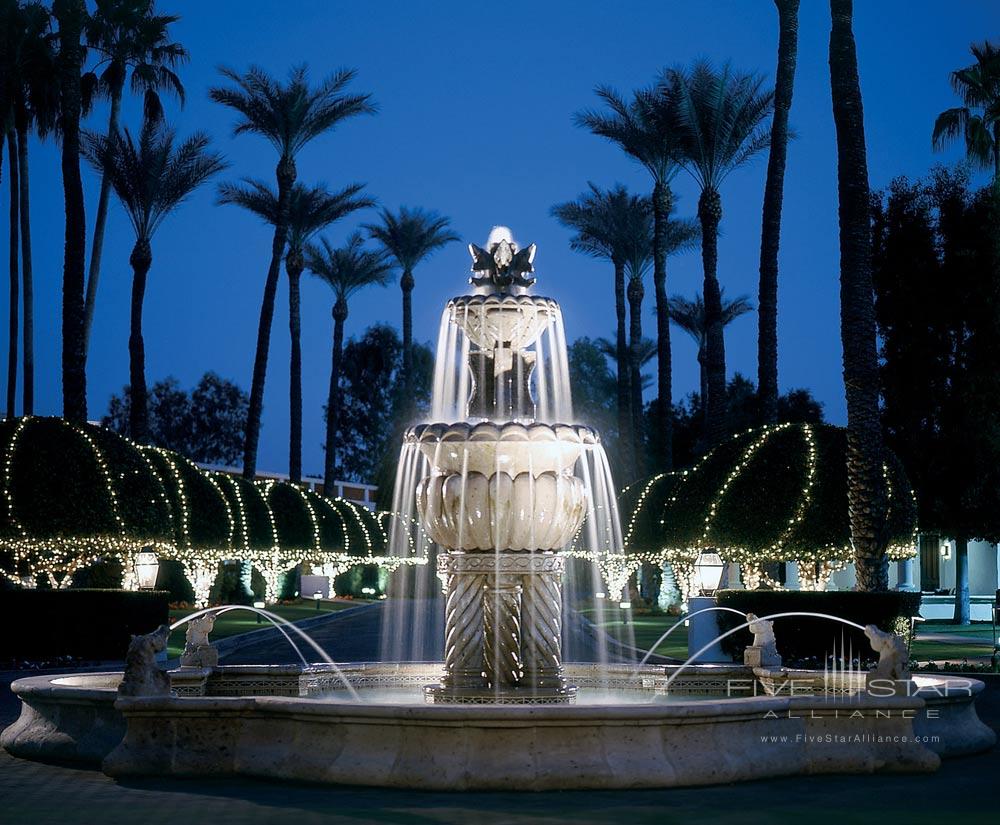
447;293;560;353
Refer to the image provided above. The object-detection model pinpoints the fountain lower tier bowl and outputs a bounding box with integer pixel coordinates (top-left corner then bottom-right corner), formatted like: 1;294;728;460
447;293;560;352
3;663;994;790
407;421;598;476
416;470;586;550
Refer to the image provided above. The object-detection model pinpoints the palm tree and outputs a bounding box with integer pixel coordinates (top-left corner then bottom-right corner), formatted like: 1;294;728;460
2;0;57;417
596;335;656;394
217;179;373;481
4;123;16;419
306;233;393;486
758;0;800;423
551;183;640;466
364;206;457;395
663;61;774;448
82;118;226;442
82;0;188;354
52;0;88;422
667;291;754;405
210;65;375;479
932;41;1000;184
576;86;680;471
829;0;889;593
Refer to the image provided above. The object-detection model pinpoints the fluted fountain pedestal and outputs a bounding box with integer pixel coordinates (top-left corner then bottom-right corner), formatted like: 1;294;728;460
425;551;574;704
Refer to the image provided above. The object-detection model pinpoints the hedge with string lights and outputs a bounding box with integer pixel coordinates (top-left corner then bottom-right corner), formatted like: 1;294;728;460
0;416;389;590
620;423;917;585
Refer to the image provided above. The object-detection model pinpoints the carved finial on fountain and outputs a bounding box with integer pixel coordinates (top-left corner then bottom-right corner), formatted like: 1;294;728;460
744;613;782;669
180;613;219;669
118;624;172;697
864;624;910;695
469;226;537;290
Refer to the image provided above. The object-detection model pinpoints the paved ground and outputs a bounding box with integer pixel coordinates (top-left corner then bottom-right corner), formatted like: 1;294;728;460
1;605;998;825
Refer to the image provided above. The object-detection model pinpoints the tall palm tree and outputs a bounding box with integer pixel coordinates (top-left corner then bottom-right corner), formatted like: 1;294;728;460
82;0;188;354
306;233;393;487
829;0;889;593
364;206;458;394
2;0;56;417
758;0;800;423
663;61;774;448
932;40;1000;184
209;64;375;479
52;0;88;422
551;183;640;466
596;335;656;394
82;118;226;442
5;124;16;419
576;86;680;471
217;178;373;481
667;291;754;405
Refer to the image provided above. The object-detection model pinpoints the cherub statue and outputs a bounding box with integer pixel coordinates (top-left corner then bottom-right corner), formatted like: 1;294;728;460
864;624;909;682
118;624;171;697
744;612;782;668
180;613;218;668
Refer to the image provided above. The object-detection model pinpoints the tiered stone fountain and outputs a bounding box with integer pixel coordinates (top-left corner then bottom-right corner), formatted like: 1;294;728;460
2;228;995;790
411;229;593;702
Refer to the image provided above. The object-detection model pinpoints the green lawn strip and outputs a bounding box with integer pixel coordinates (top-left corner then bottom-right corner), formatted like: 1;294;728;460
578;608;689;659
166;599;367;658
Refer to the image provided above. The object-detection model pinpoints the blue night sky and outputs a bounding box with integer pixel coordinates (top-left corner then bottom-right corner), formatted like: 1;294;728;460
2;0;996;479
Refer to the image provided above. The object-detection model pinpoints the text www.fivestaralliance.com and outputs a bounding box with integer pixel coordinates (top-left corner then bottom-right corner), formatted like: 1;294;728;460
760;734;940;744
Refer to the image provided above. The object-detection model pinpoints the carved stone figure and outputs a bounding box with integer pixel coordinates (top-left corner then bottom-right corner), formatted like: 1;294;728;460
865;624;909;682
744;612;782;668
180;613;218;668
118;624;171;697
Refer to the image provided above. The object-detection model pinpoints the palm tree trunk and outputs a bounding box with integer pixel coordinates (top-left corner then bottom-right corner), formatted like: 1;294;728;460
128;238;152;443
242;155;295;479
697;345;708;407
757;0;800;424
952;535;970;624
829;0;889;591
651;181;674;471
613;258;633;477
627;276;645;477
325;299;348;488
401;268;414;394
53;0;88;423
699;188;727;448
6;131;18;420
82;87;122;355
287;258;303;482
15;122;32;416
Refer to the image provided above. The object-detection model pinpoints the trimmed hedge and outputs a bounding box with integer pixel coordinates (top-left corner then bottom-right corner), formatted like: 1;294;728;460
714;589;922;664
624;423;916;566
0;589;170;660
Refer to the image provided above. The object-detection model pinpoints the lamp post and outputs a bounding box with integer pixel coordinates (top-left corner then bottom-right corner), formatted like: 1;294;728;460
253;600;266;624
693;551;725;596
687;550;729;663
135;549;159;591
314;591;323;611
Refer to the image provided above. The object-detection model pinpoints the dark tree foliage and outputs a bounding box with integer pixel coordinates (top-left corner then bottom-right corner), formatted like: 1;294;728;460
104;371;248;465
873;168;1000;621
671;373;824;469
335;324;433;486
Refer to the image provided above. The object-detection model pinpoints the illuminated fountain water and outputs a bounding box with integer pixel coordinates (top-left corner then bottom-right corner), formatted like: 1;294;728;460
385;227;625;703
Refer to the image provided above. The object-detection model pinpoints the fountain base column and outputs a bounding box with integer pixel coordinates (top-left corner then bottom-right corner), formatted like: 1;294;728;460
426;552;574;705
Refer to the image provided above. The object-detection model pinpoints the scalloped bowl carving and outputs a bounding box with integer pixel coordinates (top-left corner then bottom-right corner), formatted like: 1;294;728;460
447;294;559;352
416;471;586;551
408;422;597;477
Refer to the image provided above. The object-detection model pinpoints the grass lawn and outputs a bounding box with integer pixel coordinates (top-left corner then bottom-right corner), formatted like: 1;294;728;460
578;606;689;660
166;599;368;658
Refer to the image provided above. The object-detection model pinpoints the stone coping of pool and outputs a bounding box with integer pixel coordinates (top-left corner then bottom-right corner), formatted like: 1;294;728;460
3;663;995;789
